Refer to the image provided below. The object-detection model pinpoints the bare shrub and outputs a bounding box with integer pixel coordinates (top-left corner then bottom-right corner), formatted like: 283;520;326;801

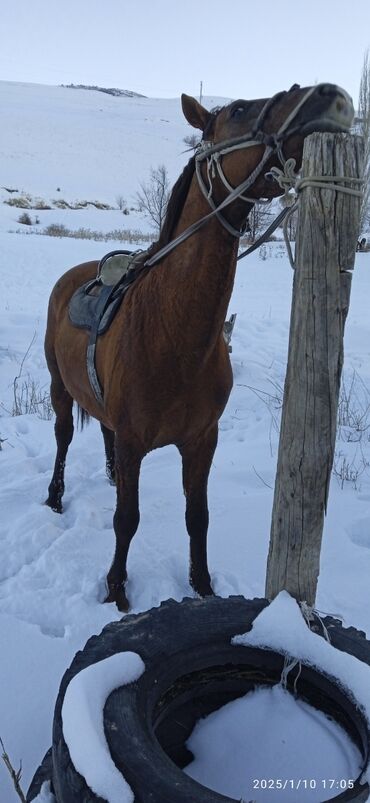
0;334;53;420
246;202;273;242
183;133;200;149
18;212;32;225
4;195;32;208
34;200;52;210
116;194;127;211
52;199;73;209
237;378;284;456
136;164;170;232
44;223;69;237
337;370;370;442
0;736;26;802
333;449;369;490
12;375;52;419
52;199;113;210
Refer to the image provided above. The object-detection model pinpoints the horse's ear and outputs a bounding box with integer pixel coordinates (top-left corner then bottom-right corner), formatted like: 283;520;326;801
181;94;212;131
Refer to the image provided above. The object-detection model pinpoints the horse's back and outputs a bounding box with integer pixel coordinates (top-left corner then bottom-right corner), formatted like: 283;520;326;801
48;261;99;317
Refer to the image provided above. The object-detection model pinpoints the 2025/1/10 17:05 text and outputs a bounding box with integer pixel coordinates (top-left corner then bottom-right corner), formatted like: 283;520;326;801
252;779;355;791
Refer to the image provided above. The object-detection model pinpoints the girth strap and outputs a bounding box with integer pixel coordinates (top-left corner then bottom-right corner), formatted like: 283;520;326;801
86;284;115;405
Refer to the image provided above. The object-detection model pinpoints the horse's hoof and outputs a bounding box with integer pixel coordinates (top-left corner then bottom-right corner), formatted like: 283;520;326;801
200;585;215;598
44;498;62;514
190;577;215;598
104;583;129;612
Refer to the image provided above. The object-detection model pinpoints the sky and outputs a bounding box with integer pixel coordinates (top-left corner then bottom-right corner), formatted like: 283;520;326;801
0;0;370;104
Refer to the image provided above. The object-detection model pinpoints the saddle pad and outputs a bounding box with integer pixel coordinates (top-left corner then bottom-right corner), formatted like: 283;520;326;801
68;249;146;335
68;276;134;335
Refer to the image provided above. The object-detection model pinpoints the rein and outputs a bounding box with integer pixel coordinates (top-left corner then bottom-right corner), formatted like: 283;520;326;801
144;85;329;269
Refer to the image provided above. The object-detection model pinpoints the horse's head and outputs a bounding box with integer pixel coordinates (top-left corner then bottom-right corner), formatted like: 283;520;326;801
181;84;354;230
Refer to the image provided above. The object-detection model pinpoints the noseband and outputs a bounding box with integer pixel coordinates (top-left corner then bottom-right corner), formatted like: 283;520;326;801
145;84;338;268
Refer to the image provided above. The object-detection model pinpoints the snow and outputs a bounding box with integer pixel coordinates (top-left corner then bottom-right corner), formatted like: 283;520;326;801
184;594;370;800
234;593;370;738
1;80;370;801
185;685;362;801
62;652;144;803
32;782;55;803
33;781;55;803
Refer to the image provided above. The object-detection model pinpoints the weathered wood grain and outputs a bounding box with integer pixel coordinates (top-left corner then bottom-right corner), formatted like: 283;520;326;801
265;133;363;605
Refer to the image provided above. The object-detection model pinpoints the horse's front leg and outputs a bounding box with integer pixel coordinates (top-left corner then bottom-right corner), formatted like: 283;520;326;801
179;425;218;597
105;432;143;612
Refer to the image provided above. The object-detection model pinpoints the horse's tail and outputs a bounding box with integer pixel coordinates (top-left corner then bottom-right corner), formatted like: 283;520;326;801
76;403;90;430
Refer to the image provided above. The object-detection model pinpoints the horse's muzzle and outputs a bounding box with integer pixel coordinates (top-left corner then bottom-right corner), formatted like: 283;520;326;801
301;84;355;135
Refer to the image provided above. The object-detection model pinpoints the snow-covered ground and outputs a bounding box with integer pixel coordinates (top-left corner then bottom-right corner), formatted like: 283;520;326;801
1;80;370;801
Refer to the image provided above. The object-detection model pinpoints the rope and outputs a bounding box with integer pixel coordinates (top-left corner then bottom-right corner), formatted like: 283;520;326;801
300;601;331;643
281;654;302;696
268;159;364;269
278;601;332;699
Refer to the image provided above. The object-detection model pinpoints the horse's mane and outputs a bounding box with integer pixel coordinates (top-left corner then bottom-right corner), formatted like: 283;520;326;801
135;108;221;276
142;154;196;267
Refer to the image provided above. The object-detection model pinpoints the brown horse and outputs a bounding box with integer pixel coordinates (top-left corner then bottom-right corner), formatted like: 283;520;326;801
45;84;354;611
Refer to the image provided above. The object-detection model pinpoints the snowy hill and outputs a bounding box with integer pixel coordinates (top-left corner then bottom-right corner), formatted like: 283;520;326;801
0;80;226;203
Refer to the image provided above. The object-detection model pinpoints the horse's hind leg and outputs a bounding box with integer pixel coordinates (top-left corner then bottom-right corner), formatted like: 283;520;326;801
100;423;115;484
45;365;74;513
105;431;143;612
179;426;218;597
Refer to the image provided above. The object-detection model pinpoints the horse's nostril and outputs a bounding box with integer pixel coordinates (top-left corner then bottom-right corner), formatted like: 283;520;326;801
336;98;348;115
318;84;335;97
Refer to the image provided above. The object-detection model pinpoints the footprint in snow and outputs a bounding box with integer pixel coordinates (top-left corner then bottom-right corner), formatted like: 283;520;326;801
15;418;29;435
346;518;370;549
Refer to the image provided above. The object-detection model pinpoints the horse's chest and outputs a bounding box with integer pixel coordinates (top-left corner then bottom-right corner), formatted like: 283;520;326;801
144;361;232;446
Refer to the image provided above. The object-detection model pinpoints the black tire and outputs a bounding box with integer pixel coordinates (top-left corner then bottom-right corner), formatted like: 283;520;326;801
28;596;370;802
26;748;53;802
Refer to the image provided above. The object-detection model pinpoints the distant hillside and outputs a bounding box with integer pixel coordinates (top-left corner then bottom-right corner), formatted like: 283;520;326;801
0;80;226;203
62;83;146;98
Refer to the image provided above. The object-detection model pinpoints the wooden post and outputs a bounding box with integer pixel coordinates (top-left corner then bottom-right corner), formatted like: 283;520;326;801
265;133;363;606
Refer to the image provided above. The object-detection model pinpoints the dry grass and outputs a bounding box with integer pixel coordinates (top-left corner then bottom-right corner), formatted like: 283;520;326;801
40;223;152;243
52;199;113;210
4;194;33;208
4;194;113;211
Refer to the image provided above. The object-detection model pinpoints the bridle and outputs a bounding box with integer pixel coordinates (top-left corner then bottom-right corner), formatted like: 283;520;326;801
144;84;347;268
194;83;341;237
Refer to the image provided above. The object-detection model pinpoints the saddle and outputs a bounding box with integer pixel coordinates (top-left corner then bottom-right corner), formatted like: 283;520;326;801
68;249;146;404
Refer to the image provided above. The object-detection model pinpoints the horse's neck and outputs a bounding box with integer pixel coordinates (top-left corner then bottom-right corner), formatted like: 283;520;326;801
156;175;240;356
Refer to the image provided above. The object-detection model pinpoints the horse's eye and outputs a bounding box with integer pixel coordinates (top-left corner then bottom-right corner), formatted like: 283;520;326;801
230;105;246;119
